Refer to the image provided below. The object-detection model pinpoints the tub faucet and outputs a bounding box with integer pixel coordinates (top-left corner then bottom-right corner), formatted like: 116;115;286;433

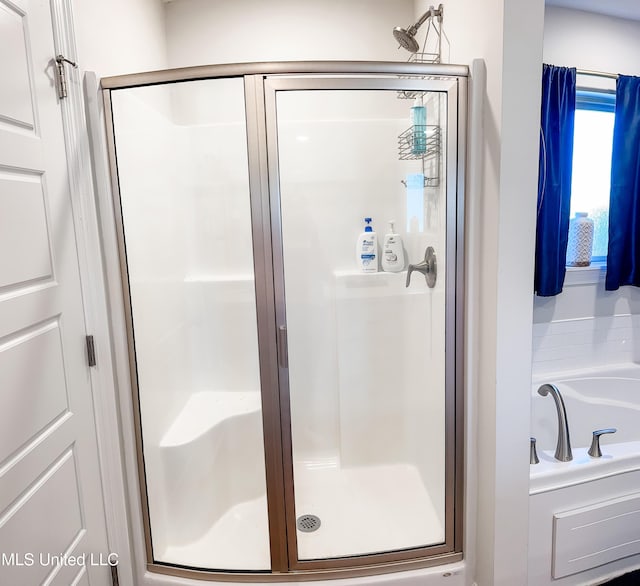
537;383;572;462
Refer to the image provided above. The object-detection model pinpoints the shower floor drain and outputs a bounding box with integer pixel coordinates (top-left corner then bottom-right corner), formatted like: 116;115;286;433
297;514;321;533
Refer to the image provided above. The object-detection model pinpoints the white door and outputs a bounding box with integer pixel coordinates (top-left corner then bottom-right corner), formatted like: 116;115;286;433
0;0;111;585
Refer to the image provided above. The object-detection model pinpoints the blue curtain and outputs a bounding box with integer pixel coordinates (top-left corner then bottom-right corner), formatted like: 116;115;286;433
606;75;640;291
534;65;576;297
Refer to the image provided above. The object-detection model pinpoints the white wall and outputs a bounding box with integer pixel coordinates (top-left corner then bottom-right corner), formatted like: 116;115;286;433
72;0;167;77
533;271;640;374
431;0;545;584
165;0;415;67
544;6;640;77
533;6;640;376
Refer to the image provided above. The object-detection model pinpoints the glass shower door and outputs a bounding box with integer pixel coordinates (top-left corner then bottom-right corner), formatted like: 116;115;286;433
109;78;271;571
265;77;460;564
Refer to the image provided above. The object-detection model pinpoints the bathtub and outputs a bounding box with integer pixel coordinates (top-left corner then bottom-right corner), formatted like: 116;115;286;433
529;364;640;586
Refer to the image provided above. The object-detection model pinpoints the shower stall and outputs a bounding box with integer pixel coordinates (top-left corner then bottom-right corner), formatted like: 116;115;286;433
101;61;466;580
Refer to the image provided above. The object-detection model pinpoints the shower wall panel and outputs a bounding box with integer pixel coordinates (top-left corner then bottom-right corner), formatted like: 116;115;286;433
278;106;408;465
111;89;191;439
112;88;193;557
406;92;447;527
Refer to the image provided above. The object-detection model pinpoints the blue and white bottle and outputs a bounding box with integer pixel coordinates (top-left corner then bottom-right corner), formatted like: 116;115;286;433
356;217;378;272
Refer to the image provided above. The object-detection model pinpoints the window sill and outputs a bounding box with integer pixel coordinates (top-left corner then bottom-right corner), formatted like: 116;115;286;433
564;262;606;286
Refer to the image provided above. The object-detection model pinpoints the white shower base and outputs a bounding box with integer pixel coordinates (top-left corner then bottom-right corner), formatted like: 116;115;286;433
159;461;443;570
294;461;444;560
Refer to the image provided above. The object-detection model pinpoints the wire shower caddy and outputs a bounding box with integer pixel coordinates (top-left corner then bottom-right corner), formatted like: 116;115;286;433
396;4;445;187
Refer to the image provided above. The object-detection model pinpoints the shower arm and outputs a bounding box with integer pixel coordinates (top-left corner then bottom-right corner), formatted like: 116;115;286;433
409;5;443;37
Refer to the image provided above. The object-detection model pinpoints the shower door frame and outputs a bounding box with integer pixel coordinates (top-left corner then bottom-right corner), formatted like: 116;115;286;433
100;61;467;582
260;74;464;572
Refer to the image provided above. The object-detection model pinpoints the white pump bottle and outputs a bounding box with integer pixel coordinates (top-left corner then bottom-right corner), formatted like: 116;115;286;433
381;220;405;273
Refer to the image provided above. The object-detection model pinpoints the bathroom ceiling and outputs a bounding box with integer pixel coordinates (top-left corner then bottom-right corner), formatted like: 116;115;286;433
546;0;640;21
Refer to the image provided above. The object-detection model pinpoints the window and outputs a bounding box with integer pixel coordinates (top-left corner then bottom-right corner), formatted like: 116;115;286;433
568;90;615;263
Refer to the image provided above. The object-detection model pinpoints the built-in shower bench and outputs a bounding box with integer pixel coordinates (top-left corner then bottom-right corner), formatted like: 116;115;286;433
156;389;267;557
160;390;262;448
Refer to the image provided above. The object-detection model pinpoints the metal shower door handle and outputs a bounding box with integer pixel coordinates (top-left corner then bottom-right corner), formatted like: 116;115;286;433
277;325;288;369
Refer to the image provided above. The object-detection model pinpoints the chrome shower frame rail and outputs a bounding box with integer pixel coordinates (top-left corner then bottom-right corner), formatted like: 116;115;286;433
100;61;468;90
100;60;467;583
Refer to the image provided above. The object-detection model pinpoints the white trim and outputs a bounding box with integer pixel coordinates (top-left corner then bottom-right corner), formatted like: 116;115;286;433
563;261;606;286
462;58;485;586
84;73;150;586
48;2;135;583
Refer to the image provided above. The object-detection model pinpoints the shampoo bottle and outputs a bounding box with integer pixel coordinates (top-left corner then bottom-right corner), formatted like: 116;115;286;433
381;220;405;273
356;217;378;272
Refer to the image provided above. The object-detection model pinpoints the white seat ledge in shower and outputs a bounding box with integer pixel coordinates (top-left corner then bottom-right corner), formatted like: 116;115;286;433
160;390;261;447
152;390;267;553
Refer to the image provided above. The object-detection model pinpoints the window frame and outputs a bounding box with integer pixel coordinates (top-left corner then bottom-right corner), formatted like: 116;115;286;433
576;89;615;113
569;88;615;265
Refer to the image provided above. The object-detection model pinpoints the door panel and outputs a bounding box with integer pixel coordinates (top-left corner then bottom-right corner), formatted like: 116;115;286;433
108;78;271;571
0;0;110;584
0;320;68;465
0;0;34;128
264;77;459;568
0;171;53;288
0;451;83;585
278;88;446;559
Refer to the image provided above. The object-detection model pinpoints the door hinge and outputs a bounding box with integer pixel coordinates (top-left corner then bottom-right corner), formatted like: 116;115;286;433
54;54;78;100
86;335;97;367
110;565;119;586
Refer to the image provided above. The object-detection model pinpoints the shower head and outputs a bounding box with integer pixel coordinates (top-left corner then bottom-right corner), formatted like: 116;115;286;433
393;4;443;54
393;26;421;53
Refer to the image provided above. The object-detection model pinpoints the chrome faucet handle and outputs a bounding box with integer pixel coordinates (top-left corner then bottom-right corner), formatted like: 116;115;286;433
406;260;428;287
530;437;539;465
588;428;617;458
406;246;437;288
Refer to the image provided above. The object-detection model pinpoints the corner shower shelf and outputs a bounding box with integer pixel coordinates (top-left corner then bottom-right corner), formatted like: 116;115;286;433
332;269;430;300
334;269;406;283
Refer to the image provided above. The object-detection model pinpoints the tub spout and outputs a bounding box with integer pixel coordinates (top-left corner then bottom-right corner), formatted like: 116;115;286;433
537;383;572;462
